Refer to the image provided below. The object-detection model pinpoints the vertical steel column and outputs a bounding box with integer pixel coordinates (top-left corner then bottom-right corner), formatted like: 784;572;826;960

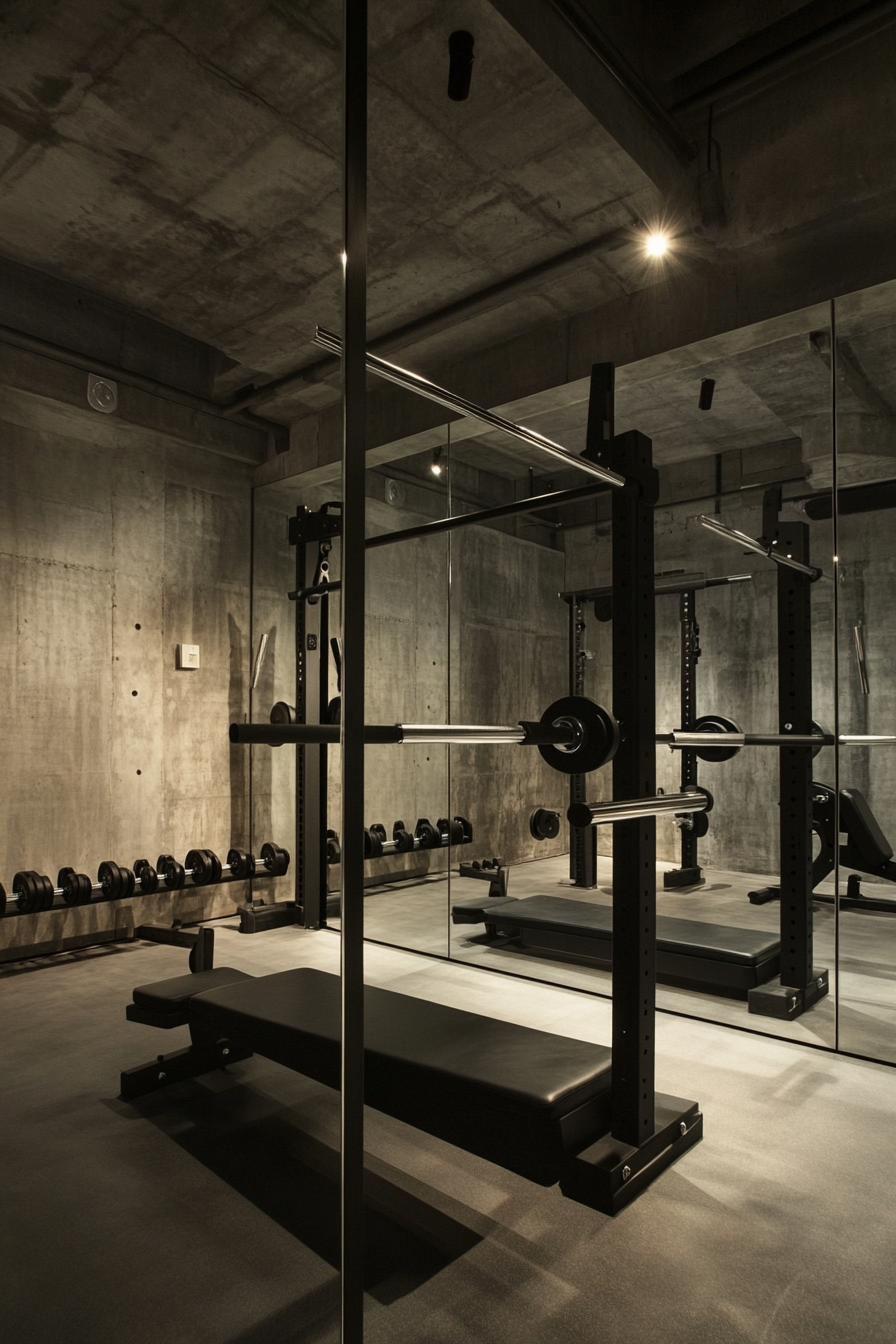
610;434;658;1145
678;588;699;874
569;598;597;887
295;531;308;914
583;412;659;1147
340;0;367;1337
777;521;814;989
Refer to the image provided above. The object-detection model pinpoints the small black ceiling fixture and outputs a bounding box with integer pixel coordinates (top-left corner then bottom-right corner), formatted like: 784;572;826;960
448;31;474;101
698;378;715;411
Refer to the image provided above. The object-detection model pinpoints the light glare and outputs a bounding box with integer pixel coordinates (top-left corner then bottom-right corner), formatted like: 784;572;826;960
645;232;668;258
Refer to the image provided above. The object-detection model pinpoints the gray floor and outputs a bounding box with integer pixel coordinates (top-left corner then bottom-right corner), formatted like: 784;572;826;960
355;854;896;1062
3;923;896;1342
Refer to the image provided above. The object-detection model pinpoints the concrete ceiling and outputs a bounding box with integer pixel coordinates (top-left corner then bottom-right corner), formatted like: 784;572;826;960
0;0;660;415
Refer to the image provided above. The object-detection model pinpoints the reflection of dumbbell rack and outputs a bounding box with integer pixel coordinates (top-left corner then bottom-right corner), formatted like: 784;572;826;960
357;816;472;862
1;842;289;918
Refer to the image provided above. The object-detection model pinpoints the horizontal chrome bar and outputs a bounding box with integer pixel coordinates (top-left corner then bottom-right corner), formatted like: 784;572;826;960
398;724;526;745
314;326;626;490
698;514;821;579
568;792;710;827
662;731;896;748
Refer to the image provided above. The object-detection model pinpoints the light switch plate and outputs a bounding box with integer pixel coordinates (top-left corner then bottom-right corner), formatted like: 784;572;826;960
178;643;200;669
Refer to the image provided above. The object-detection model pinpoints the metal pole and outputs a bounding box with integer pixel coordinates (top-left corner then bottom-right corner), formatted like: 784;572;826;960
568;792;710;826
341;0;366;1337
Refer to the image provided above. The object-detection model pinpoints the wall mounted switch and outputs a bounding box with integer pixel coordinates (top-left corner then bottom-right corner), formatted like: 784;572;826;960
177;643;200;669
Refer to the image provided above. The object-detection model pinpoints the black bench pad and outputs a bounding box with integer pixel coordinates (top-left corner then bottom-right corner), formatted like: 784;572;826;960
189;967;612;1185
451;896;518;924
482;896;780;993
133;967;254;1014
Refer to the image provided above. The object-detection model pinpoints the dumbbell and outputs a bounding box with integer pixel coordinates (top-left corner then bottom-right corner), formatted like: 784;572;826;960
1;862;135;915
148;843;288;891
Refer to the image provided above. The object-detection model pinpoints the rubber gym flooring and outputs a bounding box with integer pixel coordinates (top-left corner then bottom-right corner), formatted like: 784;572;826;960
2;915;896;1343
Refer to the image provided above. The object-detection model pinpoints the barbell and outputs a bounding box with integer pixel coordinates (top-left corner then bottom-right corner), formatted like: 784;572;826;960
233;696;621;776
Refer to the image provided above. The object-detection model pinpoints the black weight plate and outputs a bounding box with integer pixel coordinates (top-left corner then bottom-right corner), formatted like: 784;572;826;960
133;859;150;879
98;860;123;900
119;867;136;899
530;808;561;841
392;828;414;853
363;829;382;859
164;861;186;891
186;849;211;886
0;882;6;918
139;864;159;894
261;842;288;876
13;871;40;914
38;875;55;910
227;848;255;880
67;873;92;906
370;824;387;842
59;868;79;905
156;854;176;875
204;849;223;884
538;696;620;775
693;714;742;763
414;819;440;849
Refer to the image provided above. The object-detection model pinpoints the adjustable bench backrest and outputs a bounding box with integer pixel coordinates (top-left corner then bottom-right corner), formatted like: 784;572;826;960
840;787;893;867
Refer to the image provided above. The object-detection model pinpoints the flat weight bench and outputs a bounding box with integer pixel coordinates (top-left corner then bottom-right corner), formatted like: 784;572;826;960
122;966;613;1186
453;895;780;996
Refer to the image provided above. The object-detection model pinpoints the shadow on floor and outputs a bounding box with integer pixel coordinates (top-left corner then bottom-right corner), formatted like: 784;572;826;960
132;1080;484;1301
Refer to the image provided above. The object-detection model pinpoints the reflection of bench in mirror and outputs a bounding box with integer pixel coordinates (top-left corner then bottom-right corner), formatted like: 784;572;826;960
451;893;780;998
749;782;896;913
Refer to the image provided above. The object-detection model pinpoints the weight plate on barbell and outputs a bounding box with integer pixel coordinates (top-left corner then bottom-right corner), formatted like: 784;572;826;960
693;714;743;762
0;881;6;918
538;696;620;775
98;860;123;900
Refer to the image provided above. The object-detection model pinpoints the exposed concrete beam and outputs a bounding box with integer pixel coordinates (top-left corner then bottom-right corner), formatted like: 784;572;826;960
255;194;896;490
488;0;695;192
0;343;267;464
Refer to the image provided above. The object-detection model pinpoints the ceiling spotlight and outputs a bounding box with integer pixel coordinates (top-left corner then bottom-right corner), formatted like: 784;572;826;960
645;232;669;258
431;446;444;477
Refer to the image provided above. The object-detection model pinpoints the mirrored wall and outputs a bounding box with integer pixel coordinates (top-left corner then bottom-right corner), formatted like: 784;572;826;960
250;277;896;1064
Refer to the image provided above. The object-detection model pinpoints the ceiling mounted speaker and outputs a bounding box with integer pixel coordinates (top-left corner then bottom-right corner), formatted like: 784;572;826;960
448;31;474;101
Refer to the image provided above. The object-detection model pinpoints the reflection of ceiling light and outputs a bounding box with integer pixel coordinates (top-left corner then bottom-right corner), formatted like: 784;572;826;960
645;232;668;257
431;446;444;476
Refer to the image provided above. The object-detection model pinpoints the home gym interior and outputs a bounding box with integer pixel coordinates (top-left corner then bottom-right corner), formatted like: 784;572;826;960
3;3;896;1343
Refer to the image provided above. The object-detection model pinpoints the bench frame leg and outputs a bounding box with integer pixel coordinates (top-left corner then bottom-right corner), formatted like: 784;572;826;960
120;1040;252;1101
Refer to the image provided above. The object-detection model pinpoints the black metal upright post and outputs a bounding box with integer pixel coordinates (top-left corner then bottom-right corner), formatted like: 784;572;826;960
569;598;597;888
340;0;367;1337
297;535;328;929
664;587;703;888
749;520;829;1018
608;429;658;1147
561;368;702;1215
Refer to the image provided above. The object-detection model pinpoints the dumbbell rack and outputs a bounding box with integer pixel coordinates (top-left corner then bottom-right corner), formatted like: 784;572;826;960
0;842;290;919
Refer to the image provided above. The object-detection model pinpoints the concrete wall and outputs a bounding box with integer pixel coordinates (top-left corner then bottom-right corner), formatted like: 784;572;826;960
0;388;258;960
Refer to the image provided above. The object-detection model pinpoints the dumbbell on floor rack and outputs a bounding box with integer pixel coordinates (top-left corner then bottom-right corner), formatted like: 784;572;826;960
0;842;290;917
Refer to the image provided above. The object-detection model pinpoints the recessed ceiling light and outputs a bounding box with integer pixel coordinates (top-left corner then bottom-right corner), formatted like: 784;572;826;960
645;232;669;258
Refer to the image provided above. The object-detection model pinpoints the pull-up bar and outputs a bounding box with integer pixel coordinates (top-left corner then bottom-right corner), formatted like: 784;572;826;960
314;326;626;490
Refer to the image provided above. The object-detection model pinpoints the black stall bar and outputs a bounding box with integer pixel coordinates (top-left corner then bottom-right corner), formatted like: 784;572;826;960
340;0;367;1336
